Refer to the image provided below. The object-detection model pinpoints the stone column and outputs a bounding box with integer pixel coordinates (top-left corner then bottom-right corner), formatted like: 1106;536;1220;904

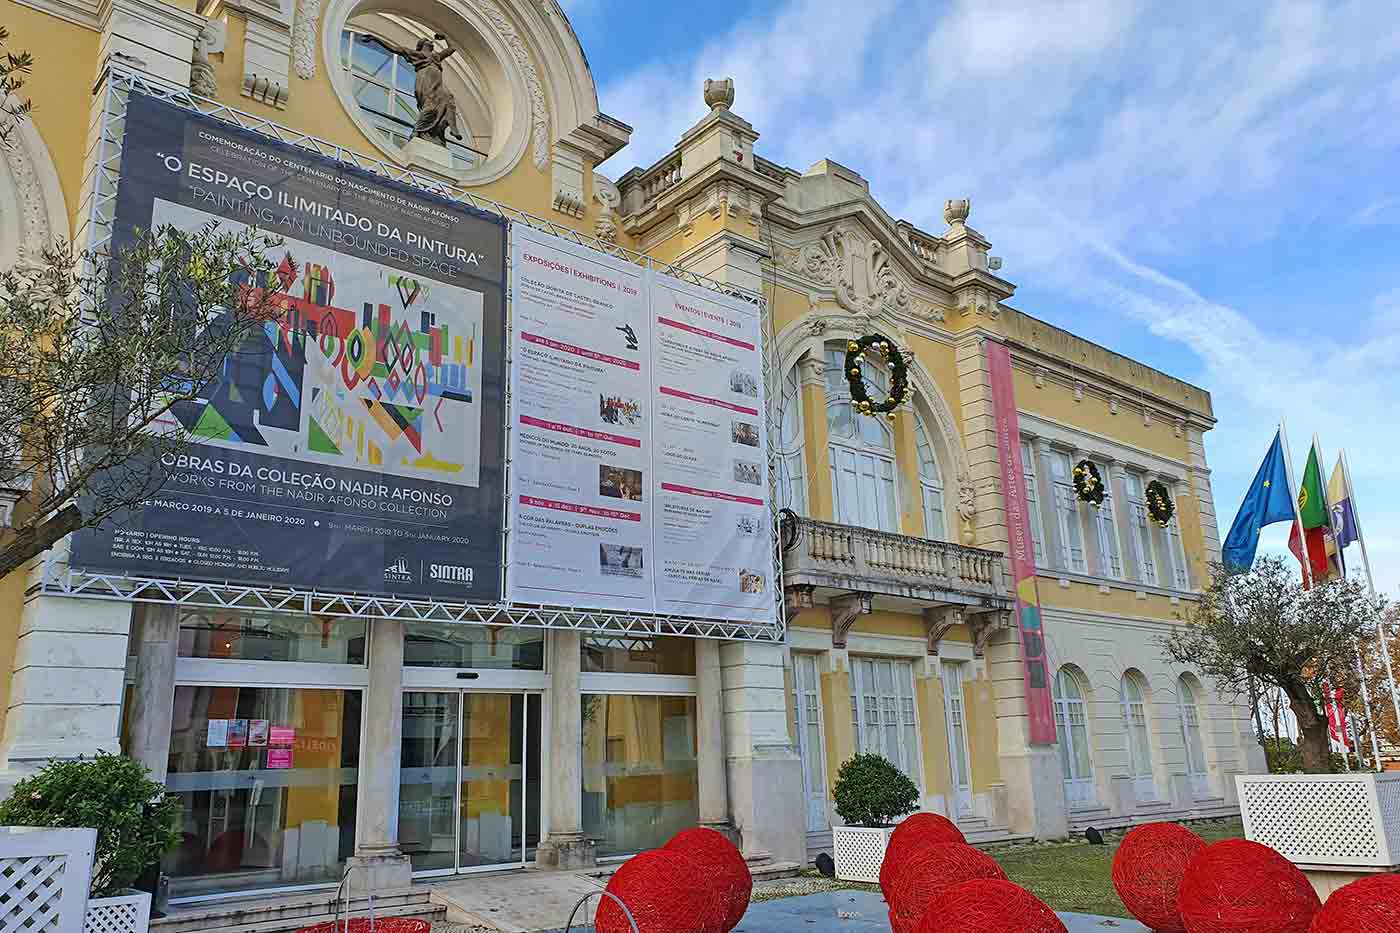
127;605;179;782
536;630;594;869
720;640;804;864
695;638;735;839
986;627;1068;839
348;618;411;889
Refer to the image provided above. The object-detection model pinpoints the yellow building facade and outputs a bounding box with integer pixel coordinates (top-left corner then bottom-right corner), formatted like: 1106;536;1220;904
0;0;1261;902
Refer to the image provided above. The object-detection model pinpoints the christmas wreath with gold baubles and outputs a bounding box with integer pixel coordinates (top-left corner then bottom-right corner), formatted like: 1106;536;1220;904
845;334;910;418
1072;459;1106;506
1146;480;1175;527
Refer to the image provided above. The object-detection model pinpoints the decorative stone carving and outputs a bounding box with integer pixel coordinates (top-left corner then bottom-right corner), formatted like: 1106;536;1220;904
865;239;910;314
1034;366;1046;389
190;22;218;98
944;198;971;226
784;584;814;625
1;123;57;265
912;301;946;323
480;1;550;171
1109;395;1120;415
956;471;976;545
1073;381;1085;402
924;606;962;656
805;317;827;337
593;173;620;243
969;609;1011;658
780;227;919;318
955;283;998;319
292;0;321;80
830;592;872;649
1174;418;1185;438
704;77;735;112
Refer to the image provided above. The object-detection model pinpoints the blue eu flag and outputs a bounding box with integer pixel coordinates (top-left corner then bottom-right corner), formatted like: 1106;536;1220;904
1222;431;1295;570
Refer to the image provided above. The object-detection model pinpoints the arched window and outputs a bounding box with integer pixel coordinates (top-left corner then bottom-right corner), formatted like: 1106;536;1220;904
915;417;948;541
775;364;807;515
1053;667;1094;805
340;25;485;170
1178;676;1209;798
1120;671;1156;800
824;347;897;532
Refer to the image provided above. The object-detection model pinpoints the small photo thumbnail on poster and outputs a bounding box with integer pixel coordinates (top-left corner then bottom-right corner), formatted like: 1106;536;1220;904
729;369;758;398
733;460;762;486
600;393;643;427
731;420;760;448
738;568;767;594
600;543;645;578
599;464;644;501
736;513;762;536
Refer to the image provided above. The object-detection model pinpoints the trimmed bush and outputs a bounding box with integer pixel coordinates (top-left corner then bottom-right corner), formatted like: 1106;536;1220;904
832;753;919;827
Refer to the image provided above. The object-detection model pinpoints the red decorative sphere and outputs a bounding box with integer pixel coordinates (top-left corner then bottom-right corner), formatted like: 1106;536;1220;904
879;813;968;897
1308;873;1400;932
1178;839;1321;933
665;827;752;931
888;842;1008;932
596;848;725;933
1111;821;1207;932
916;878;1067;933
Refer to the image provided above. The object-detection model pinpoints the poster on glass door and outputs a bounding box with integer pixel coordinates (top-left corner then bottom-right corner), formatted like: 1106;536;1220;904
506;228;772;624
507;226;653;611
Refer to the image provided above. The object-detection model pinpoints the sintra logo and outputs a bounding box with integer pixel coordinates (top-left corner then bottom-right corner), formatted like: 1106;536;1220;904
430;563;474;585
384;556;414;583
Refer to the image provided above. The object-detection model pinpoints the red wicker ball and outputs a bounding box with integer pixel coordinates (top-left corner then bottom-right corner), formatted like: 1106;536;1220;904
1308;873;1400;932
1178;839;1321;933
1111;821;1207;932
888;842;1009;932
916;878;1067;933
596;848;725;933
665;827;752;931
880;813;968;896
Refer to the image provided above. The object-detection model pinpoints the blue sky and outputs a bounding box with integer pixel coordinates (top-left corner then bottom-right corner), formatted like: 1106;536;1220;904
563;0;1400;593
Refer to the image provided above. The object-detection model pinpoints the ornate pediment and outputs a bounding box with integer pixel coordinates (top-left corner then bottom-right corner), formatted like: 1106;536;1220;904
777;226;931;319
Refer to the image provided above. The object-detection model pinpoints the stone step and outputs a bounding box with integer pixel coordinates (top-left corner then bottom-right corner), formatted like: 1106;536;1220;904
153;887;437;933
749;860;802;882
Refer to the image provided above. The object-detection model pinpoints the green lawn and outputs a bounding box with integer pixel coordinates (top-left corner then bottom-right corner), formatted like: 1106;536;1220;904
989;818;1244;917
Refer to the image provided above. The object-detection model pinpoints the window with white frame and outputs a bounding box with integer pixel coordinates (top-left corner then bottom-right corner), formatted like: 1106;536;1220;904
1091;460;1124;579
1049;451;1087;573
1124;472;1158;586
1120;671;1156;800
942;661;973;815
1053;667;1095;805
915;417;948;541
1020;440;1047;566
825;348;897;532
1163;486;1191;589
1178;676;1209;797
850;657;921;786
775;365;807;515
339;27;484;171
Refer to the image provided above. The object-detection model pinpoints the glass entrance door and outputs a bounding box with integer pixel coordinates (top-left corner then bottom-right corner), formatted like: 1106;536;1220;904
399;691;540;874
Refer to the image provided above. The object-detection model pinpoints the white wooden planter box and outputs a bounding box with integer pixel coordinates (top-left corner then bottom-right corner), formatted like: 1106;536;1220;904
85;889;151;933
832;825;895;883
1237;772;1400;868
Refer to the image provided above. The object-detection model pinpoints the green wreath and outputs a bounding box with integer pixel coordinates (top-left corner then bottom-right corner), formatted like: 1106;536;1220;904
1072;459;1106;506
844;334;910;419
1146;480;1175;527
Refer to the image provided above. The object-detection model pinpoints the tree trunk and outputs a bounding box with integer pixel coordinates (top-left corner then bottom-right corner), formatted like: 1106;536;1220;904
0;504;82;580
1282;682;1333;773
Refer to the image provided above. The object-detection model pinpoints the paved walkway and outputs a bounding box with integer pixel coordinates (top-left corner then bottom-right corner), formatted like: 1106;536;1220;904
730;891;1148;933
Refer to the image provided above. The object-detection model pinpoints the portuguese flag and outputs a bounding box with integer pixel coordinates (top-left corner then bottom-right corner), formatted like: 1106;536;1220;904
1288;442;1332;584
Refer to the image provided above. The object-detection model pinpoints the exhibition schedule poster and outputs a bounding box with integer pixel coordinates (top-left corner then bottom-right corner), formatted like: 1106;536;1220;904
507;227;772;623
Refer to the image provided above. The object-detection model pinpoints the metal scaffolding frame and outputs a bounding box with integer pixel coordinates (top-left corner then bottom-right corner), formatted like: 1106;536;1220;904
39;67;786;643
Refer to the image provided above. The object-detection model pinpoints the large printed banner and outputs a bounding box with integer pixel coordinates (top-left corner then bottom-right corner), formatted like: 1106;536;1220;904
69;94;507;601
986;340;1057;744
507;227;772;623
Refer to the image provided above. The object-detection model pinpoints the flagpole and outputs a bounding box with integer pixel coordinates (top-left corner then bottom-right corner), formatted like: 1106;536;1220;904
1343;447;1400;748
1279;418;1313;588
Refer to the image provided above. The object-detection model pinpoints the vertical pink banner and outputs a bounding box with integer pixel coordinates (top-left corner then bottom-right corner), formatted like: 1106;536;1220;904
985;340;1057;745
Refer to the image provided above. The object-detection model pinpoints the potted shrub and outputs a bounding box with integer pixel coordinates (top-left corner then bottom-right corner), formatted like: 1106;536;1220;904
830;752;920;882
0;753;181;933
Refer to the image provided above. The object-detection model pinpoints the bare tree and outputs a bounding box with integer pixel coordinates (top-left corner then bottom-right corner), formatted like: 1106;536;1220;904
0;223;288;578
1161;555;1383;773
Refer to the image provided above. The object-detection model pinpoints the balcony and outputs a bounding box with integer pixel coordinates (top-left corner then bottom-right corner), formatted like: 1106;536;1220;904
781;516;1015;652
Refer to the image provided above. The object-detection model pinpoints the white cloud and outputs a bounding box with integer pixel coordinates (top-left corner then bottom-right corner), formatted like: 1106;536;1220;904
595;0;1400;593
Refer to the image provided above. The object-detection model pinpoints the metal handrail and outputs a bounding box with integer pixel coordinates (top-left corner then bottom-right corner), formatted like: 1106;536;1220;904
565;890;640;933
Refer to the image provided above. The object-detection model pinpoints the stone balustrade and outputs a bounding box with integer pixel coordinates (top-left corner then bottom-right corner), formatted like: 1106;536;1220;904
784;516;1010;606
